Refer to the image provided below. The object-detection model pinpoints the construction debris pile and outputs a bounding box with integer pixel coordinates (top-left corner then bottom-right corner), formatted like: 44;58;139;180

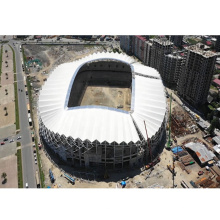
171;106;198;137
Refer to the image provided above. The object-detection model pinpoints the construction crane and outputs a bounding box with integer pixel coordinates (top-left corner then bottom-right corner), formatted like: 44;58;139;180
166;93;172;150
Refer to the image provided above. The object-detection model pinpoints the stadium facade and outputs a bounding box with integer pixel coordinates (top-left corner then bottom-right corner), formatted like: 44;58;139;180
38;52;167;168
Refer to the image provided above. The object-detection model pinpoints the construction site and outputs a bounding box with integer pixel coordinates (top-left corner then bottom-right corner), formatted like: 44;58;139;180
22;44;220;188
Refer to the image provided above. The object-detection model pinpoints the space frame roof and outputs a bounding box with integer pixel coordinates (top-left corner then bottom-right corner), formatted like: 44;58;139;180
38;52;166;144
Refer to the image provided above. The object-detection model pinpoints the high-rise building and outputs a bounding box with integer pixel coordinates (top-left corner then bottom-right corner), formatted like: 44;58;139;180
131;35;147;62
215;36;220;52
170;35;183;47
144;40;153;66
163;53;184;88
120;36;133;55
150;38;173;77
177;44;217;106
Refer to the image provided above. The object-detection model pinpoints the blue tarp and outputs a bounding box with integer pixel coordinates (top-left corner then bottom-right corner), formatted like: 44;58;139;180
121;181;126;186
171;146;183;154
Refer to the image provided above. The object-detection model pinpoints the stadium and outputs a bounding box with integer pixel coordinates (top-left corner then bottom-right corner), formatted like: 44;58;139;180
38;52;167;169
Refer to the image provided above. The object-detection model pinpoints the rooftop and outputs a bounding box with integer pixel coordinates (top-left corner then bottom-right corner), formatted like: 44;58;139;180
213;78;220;86
213;144;220;154
187;44;216;58
213;136;220;145
136;35;146;42
185;142;215;164
153;38;173;46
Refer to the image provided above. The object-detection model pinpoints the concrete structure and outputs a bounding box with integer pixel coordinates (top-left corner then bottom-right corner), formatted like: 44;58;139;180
163;53;184;88
149;38;173;78
215;36;220;52
177;44;217;106
120;36;133;55
170;35;183;47
38;52;167;169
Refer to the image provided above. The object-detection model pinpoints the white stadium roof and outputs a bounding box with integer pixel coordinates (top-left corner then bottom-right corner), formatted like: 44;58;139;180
38;52;167;144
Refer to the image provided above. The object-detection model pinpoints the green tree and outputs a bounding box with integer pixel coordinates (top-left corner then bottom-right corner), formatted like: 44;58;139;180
1;172;7;179
208;117;219;134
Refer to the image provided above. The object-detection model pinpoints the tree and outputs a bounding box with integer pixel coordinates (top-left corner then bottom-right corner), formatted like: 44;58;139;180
1;172;7;179
1;172;7;184
207;117;219;134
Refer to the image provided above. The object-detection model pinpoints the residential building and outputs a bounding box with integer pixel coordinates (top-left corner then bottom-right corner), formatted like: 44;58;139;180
216;36;220;52
170;35;183;47
177;44;217;106
120;36;133;55
150;38;173;78
163;53;184;88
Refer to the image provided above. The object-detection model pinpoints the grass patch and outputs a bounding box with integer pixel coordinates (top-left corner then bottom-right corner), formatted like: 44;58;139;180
17;149;23;188
14;81;20;130
208;105;215;111
210;84;218;92
9;45;16;73
34;137;45;188
187;38;198;45
17;142;21;148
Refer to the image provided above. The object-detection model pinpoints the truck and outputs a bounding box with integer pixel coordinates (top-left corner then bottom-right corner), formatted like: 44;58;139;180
49;169;55;183
145;157;161;170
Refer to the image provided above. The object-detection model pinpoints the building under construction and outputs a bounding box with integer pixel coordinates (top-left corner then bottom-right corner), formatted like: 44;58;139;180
38;52;167;169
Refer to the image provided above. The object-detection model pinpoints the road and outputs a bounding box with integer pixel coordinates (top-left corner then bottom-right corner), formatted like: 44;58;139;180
9;40;37;188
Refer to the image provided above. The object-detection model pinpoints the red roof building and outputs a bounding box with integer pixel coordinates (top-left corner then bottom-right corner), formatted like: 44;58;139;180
213;78;220;87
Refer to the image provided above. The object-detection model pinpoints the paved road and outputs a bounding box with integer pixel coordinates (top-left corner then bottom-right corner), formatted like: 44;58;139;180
9;40;37;188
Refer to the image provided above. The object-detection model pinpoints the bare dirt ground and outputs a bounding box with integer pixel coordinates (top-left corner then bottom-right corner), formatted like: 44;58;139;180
0;44;15;128
81;86;131;111
0;155;18;188
0;44;17;189
0;102;15;127
0;84;14;105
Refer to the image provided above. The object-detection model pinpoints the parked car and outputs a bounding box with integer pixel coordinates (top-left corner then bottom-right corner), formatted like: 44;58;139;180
17;136;21;140
3;138;8;141
35;159;37;164
9;139;14;143
1;142;5;145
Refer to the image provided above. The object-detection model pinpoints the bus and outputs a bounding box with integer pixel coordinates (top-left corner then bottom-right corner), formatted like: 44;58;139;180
35;171;40;188
27;104;30;113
